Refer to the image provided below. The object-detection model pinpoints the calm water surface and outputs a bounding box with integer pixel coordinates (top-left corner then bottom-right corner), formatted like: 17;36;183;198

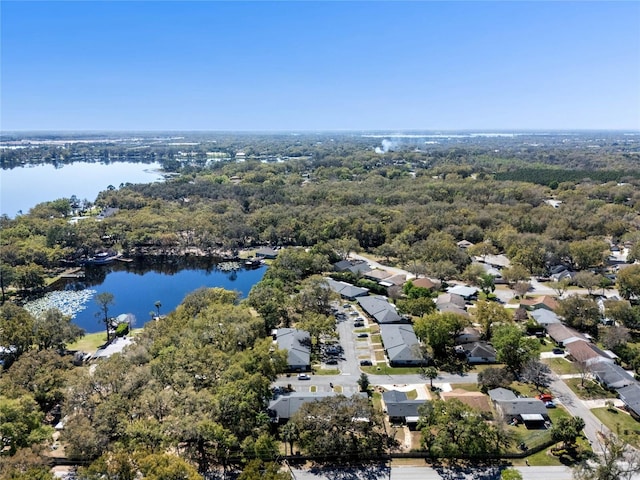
62;261;266;333
1;162;164;217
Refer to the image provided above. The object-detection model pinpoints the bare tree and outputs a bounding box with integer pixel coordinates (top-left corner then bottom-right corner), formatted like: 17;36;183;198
601;326;630;350
513;281;531;298
573;431;640;480
520;358;552;392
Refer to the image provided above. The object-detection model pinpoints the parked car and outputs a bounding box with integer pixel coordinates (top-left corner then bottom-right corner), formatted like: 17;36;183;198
545;401;556;408
552;348;565;354
297;373;311;380
536;393;553;402
357;333;369;338
354;321;364;327
325;359;338;365
359;360;372;366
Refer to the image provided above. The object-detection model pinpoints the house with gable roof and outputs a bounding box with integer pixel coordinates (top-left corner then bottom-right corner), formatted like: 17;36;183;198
325;277;369;300
379;324;429;367
275;328;311;372
520;295;560;312
617;383;640;420
382;390;426;427
357;295;402;324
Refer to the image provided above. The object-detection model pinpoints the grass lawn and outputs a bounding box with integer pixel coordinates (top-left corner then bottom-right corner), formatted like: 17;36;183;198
510;382;550;398
314;369;340;376
564;378;618;400
371;333;382;344
469;363;505;373
374;350;387;362
67;331;110;352
591;407;640;449
543;357;580;375
363;364;421;375
448;383;481;392
507;406;572;453
406;389;418;400
67;329;142;353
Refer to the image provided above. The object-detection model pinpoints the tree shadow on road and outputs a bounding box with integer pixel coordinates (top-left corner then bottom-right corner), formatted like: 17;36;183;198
308;462;390;480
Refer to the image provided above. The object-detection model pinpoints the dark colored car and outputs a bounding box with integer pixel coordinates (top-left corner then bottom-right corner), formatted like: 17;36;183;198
360;360;372;366
357;333;368;338
552;348;565;354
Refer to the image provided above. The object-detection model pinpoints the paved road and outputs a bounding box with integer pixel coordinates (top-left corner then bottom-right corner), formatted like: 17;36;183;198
548;375;611;454
291;465;576;480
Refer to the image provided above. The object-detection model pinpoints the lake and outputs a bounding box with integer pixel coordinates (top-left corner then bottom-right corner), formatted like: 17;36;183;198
0;161;165;218
23;258;267;333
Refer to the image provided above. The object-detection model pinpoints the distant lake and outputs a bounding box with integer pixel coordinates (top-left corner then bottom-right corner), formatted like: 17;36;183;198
48;258;267;334
0;161;164;218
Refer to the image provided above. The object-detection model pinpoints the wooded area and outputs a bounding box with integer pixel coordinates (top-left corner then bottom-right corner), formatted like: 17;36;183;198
1;132;640;479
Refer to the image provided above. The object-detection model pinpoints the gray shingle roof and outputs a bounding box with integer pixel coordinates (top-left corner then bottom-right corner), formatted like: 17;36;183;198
617;383;640;416
325;278;369;299
379;324;424;364
488;388;517;402
276;328;311;368
357;295;402;324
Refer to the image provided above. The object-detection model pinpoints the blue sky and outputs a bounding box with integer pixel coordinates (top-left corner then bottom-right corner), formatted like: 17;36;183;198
2;1;639;131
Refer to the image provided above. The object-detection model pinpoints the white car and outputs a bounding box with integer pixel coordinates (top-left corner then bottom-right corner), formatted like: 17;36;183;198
297;373;311;380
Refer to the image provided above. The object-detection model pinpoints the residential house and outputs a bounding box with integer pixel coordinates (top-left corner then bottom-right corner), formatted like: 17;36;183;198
435;293;469;317
497;401;548;426
447;285;478;300
565;340;613;367
380;273;407;288
437;293;466;309
455;341;497;364
480;254;511;269
520;296;560;312
475;262;505;284
357;295;402;324
617;383;640;420
550;270;576;282
379;324;429;367
488;388;516;403
364;269;393;282
488;388;548;427
382;390;426;428
454;327;482;344
590;361;634;390
267;392;370;423
333;259;370;275
276;328;311;372
410;277;440;291
325;278;369;300
256;247;279;259
530;309;561;326
545;323;587;347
